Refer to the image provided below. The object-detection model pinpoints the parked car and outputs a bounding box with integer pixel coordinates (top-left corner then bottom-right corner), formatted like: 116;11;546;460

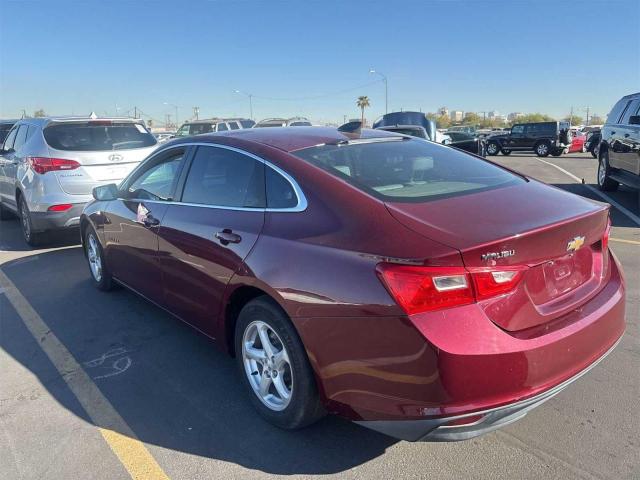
585;129;601;158
175;118;254;137
445;131;486;156
253;117;312;128
375;125;429;139
154;132;176;143
567;131;587;153
0;120;17;143
486;121;572;156
598;92;640;193
372;112;439;141
0;116;158;245
447;125;477;135
80;126;624;442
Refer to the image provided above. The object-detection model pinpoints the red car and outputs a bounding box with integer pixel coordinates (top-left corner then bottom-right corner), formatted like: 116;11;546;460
81;127;625;441
568;132;587;153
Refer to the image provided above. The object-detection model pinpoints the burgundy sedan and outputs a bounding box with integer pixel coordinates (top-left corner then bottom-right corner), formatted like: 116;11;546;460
80;127;625;441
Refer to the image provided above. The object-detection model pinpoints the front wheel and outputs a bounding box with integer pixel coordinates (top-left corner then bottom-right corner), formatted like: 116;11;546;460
597;151;619;192
486;141;500;156
535;141;551;157
235;297;325;430
85;226;114;291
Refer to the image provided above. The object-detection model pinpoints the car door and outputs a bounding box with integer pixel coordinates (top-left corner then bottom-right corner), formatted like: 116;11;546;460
157;144;265;338
505;125;524;149
616;99;640;175
0;125;20;205
608;98;635;170
101;146;189;305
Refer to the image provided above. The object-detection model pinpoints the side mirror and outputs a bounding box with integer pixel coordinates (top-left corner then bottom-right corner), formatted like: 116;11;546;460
628;115;640;125
92;183;120;201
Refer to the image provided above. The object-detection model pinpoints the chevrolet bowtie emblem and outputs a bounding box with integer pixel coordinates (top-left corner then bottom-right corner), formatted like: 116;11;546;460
567;236;585;253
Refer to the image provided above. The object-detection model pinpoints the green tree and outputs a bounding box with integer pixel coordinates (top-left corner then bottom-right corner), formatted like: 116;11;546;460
33;109;46;118
507;113;555;126
563;115;584;126
462;112;481;125
356;96;370;126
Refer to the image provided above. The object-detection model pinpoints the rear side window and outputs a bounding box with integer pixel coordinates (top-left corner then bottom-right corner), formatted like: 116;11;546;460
181;146;265;208
216;123;228;132
2;126;18;150
228;122;240;130
189;123;213;135
266;167;297;208
240;120;255;128
44;122;157;151
294;138;523;202
12;125;29;151
0;124;13;143
620;99;640;124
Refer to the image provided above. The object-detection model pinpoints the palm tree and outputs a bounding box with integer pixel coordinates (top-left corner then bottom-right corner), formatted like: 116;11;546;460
356;96;370;126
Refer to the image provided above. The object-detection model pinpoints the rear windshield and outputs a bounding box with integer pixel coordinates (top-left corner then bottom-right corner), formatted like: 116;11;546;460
294;138;523;202
44;122;157;151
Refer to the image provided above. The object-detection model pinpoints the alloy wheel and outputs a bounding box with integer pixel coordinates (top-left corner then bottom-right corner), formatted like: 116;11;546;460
242;320;293;411
598;157;606;186
87;233;103;282
537;143;548;155
487;143;498;155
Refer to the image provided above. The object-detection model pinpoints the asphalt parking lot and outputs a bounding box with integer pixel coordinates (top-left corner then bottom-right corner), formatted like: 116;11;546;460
0;152;638;480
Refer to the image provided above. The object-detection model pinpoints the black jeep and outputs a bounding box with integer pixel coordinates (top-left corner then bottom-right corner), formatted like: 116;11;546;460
485;121;572;157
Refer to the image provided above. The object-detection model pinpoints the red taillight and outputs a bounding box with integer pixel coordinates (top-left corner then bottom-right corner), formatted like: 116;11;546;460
28;157;80;174
470;267;527;300
376;264;475;315
377;263;527;315
47;204;73;212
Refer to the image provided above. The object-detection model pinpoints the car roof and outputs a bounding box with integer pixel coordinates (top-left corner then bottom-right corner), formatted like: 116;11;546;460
15;116;144;128
170;126;403;152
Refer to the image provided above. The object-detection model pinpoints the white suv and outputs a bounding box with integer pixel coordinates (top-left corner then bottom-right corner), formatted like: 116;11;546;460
0;116;158;245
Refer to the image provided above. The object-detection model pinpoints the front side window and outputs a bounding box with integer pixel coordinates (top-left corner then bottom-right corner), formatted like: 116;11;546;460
512;125;525;134
176;125;190;137
181;146;264;208
128;151;185;200
189;123;213;135
216;123;229;132
294;138;523;202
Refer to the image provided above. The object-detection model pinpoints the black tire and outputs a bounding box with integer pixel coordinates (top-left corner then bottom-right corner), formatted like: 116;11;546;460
535;141;551;157
18;196;47;246
551;148;563;157
501;149;511;156
85;225;114;291
486;141;500;156
0;201;16;220
235;296;325;430
597;150;619;192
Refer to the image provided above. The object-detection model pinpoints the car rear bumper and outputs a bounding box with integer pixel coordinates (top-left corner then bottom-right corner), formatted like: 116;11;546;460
355;335;621;441
30;203;86;232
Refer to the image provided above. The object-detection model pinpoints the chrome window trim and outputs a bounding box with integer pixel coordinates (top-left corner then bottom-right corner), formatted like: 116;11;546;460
119;141;307;213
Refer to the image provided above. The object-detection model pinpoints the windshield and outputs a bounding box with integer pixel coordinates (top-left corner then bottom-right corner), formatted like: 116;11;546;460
294;139;523;202
44;122;157;151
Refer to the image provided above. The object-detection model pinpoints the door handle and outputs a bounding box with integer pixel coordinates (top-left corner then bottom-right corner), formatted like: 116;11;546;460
142;215;160;227
215;229;241;245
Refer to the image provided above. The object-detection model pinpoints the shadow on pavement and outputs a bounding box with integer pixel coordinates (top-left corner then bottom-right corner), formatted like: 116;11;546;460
0;217;80;252
0;243;395;475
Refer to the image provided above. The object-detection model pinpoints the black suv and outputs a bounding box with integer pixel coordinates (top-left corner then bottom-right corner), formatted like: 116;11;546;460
598;92;640;193
485;121;572;157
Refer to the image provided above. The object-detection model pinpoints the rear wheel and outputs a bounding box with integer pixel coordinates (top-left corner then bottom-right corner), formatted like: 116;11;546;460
535;141;551;157
19;196;47;246
486;141;500;156
235;297;325;430
597;150;619;192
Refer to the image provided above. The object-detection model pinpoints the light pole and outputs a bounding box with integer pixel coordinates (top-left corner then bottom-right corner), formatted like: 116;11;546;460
369;69;388;114
234;90;254;120
163;102;179;127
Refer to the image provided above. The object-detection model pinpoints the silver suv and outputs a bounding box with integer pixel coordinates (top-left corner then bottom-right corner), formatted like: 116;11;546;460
0;116;158;245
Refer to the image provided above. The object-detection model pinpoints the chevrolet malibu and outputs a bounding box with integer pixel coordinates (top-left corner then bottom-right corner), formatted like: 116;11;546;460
80;127;625;441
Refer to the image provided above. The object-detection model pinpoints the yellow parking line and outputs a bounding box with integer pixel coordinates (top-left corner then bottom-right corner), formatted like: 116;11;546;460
610;237;640;246
0;269;170;480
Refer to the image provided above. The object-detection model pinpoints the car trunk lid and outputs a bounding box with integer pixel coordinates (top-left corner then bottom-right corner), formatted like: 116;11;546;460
386;181;611;331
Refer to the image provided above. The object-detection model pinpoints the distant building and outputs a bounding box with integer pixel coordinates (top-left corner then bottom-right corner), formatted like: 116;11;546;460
488;111;507;123
508;112;524;121
438;106;449;117
450;110;464;122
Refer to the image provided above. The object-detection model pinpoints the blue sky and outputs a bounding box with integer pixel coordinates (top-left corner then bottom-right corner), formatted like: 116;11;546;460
1;0;639;125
